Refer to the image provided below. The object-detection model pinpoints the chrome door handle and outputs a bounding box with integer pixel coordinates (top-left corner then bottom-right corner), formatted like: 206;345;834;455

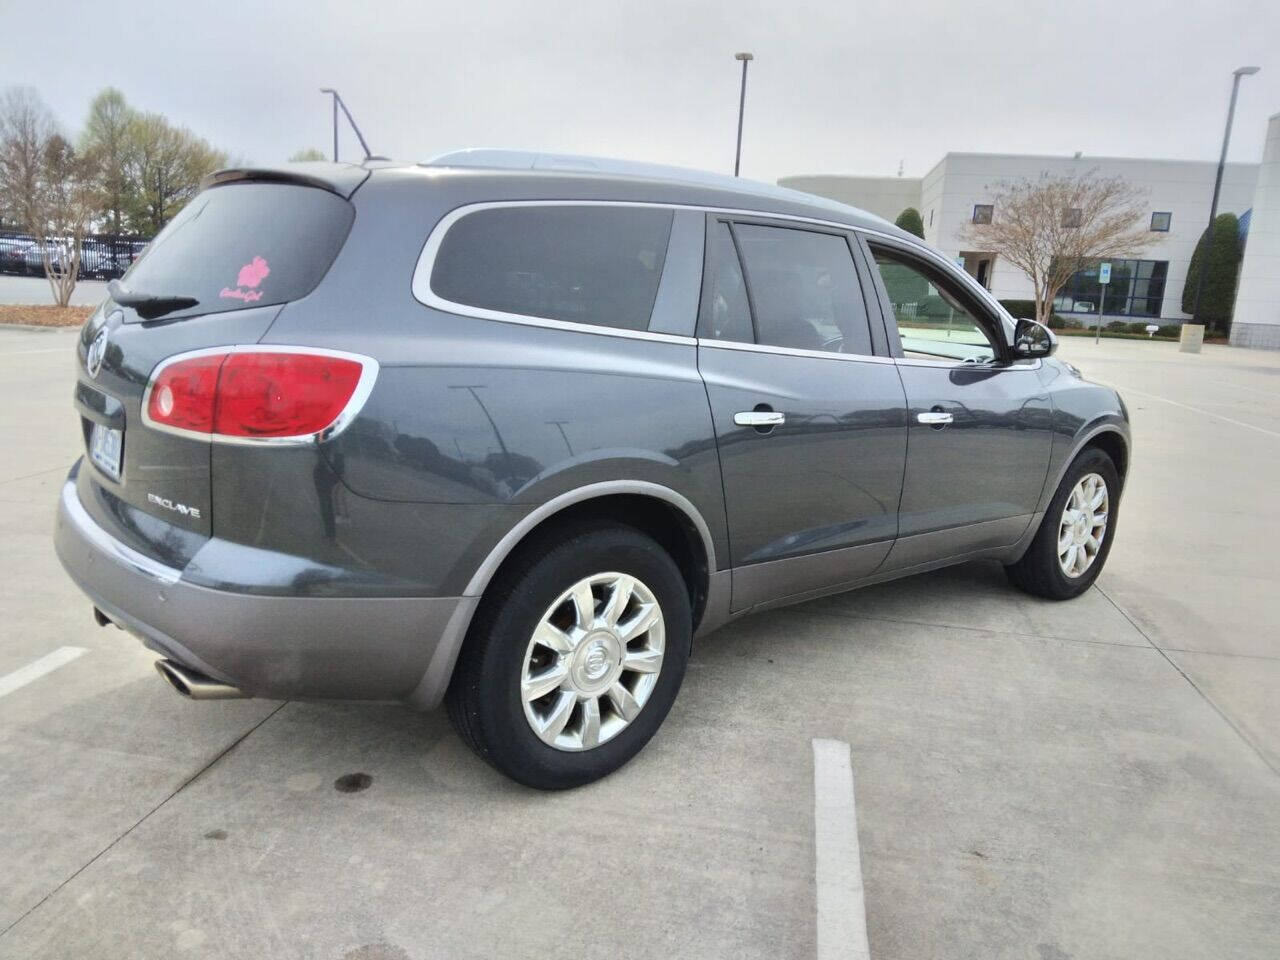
917;411;953;426
734;411;786;427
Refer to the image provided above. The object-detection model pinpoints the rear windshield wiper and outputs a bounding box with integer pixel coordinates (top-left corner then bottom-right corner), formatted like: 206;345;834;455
107;280;199;320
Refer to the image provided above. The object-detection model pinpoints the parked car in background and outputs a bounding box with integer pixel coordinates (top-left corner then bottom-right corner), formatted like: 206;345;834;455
81;239;144;280
23;237;75;277
56;153;1130;789
0;237;34;274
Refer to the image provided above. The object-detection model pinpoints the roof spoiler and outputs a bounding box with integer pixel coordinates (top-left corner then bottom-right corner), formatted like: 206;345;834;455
200;163;370;199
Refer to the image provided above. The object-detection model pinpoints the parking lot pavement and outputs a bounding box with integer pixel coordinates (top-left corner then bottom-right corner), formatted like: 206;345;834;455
0;275;107;307
1;329;1277;959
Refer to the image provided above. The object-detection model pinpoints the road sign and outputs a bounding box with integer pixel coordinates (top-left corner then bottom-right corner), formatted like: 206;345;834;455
1094;262;1112;344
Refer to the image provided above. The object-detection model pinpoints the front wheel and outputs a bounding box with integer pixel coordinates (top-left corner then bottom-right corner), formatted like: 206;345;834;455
1005;447;1120;600
447;524;691;790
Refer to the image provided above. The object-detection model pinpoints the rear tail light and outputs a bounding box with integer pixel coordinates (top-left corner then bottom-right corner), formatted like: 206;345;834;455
143;347;377;443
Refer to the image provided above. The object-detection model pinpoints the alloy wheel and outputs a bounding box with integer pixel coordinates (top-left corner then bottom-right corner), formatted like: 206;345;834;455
1058;472;1109;578
520;572;665;751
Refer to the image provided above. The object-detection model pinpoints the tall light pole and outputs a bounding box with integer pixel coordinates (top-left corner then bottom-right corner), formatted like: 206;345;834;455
733;52;753;177
1191;65;1259;323
319;88;373;163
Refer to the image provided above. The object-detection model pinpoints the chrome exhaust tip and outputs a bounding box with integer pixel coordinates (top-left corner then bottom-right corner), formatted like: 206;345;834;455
154;659;248;700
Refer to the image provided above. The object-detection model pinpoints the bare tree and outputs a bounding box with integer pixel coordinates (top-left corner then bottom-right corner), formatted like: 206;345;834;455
0;87;98;306
959;170;1156;326
0;87;53;239
39;134;101;305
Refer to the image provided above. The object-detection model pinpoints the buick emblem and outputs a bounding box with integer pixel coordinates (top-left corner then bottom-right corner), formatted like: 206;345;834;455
86;328;108;379
583;641;611;681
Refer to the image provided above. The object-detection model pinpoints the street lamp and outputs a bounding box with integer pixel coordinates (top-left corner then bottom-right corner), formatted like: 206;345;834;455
733;52;754;177
1191;65;1260;323
319;88;373;163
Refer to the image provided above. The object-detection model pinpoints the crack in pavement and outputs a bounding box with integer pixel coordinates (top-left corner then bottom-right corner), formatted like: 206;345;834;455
0;700;290;942
1094;583;1278;779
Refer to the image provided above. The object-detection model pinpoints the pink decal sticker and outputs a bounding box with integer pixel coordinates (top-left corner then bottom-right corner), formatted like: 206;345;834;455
237;256;270;288
219;287;264;302
220;256;271;302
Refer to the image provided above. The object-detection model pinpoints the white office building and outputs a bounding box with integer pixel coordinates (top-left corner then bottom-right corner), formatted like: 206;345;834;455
1230;113;1280;349
781;150;1263;337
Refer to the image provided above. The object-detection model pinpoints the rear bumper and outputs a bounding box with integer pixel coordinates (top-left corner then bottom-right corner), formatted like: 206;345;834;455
54;474;476;706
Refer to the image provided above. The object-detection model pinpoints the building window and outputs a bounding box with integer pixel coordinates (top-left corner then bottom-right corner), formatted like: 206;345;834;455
971;204;993;225
1062;208;1082;228
928;209;934;226
1150;211;1171;232
1051;259;1168;318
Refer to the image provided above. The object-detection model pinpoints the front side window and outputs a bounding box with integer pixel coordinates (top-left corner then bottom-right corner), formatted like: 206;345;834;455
431;205;673;331
732;224;873;355
972;204;993;225
870;248;1000;363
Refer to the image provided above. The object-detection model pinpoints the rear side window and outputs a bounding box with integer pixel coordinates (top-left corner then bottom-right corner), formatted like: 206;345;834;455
430;206;673;331
124;183;354;318
697;221;753;343
730;223;873;355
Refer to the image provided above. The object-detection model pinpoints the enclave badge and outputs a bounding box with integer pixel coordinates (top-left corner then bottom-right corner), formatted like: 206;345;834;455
147;493;202;520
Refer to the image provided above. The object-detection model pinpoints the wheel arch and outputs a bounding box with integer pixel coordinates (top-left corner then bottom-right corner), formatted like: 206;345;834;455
1084;428;1129;486
405;481;718;710
1047;420;1130;512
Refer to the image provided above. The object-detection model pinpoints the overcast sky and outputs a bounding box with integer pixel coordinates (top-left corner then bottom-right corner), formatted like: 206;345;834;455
4;0;1278;183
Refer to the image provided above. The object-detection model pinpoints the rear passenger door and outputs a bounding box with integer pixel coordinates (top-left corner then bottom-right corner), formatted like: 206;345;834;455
696;217;908;612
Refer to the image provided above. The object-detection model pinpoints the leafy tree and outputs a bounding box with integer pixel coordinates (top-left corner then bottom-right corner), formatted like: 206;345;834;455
290;148;327;162
1181;213;1241;335
959;170;1156;326
80;88;135;234
125;112;227;234
894;206;924;238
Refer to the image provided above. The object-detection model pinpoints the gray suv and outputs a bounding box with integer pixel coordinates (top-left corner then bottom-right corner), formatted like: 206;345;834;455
55;152;1129;789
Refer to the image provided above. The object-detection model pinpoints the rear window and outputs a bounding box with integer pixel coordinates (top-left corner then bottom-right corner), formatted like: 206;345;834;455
123;182;354;318
430;205;673;331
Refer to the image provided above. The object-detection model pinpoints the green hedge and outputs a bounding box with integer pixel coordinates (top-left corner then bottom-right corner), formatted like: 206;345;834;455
1181;213;1241;334
894;207;925;239
998;299;1037;319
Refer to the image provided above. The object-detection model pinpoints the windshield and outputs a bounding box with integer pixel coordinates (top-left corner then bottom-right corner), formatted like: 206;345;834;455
123;182;354;319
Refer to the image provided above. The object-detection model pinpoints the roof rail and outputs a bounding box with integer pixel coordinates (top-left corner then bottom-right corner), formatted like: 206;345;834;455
423;148;884;222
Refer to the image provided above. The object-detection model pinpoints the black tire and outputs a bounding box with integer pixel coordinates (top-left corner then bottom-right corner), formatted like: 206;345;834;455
1005;446;1120;600
446;523;692;790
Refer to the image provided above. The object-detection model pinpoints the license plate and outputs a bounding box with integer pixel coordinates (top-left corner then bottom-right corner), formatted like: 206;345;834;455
89;423;123;481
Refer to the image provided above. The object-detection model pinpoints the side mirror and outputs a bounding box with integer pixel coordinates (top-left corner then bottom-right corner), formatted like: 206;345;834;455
1013;318;1057;358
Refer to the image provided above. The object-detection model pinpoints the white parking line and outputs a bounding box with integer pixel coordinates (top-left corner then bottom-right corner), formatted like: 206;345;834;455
812;738;871;960
1106;382;1280;439
0;646;88;698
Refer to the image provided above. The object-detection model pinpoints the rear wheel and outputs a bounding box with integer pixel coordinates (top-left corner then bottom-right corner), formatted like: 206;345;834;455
1005;447;1120;600
447;524;691;790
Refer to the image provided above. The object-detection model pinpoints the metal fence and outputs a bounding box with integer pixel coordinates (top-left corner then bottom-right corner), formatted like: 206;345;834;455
0;230;150;280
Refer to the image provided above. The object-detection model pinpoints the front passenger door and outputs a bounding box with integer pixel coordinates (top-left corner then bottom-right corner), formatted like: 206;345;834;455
862;238;1054;570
